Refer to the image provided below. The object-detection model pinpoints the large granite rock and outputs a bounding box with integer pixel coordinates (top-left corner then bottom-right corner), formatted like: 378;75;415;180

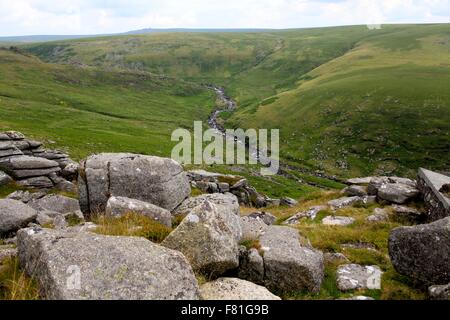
240;216;268;241
105;196;172;227
0;199;38;235
377;183;419;204
200;278;281;300
28;194;80;214
336;264;383;291
389;217;450;285
78;153;190;214
17;227;199;300
174;193;240;217
259;226;324;293
162;200;242;277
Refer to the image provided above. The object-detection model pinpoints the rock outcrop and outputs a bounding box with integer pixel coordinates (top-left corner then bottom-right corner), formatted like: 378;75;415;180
17;227;199;300
78;153;190;215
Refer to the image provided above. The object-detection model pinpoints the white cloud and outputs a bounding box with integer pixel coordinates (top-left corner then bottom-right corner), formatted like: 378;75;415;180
0;0;449;36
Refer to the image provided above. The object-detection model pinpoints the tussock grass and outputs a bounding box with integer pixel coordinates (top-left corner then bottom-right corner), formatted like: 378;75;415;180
0;257;40;300
93;212;172;243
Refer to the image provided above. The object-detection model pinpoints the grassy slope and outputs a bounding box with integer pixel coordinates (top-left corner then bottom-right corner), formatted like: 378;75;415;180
23;25;450;177
228;24;450;177
0;48;215;160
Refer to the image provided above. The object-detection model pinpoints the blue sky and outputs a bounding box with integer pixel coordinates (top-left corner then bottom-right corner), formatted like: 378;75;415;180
0;0;449;36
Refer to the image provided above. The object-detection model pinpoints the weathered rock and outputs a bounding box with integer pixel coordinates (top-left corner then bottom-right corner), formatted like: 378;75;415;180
230;179;248;190
338;296;375;300
265;198;281;207
105;196;172;227
324;252;350;263
417;168;450;222
336;264;383;291
78;153;190;214
55;180;77;193
162;201;241;277
377;183;419;204
0;131;25;140
346;177;373;185
61;162;79;179
174;193;240;216
240;216;268;241
1;155;59;171
16;176;54;189
0;170;12;186
367;177;390;195
260;226;323;293
391;204;425;223
238;247;264;285
328;197;361;210
343;185;368;197
429;283;450;300
7;190;46;203
284;206;327;225
248;211;276;225
17;227;200;300
0;199;38;235
322;216;355;226
280;197;298;207
200;278;280;300
36;212;54;226
28;194;80;214
367;208;389;223
389;217;450;285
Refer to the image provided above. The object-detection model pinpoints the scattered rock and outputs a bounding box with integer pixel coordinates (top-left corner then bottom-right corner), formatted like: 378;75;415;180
174;193;239;216
238;247;264;285
284;205;327;225
389;217;450;285
324;252;350;263
241;216;268;241
17;227;200;300
343;185;368;197
248;211;276;225
280;197;298;207
336;264;383;291
0;199;38;235
391;204;425;223
429;283;450;300
162;201;241;277
78;153;190;214
322;216;355;226
200;278;281;300
367;208;389;223
105;196;172;227
260;226;324;293
328;197;361;210
377;183;419;204
338;296;375;300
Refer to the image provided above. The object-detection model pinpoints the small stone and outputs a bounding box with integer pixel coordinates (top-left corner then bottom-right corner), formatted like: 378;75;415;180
322;216;355;226
248;211;277;225
367;208;389;223
324;252;350;263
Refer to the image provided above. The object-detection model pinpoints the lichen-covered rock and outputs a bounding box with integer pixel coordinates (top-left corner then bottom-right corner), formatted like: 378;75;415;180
367;208;389;223
337;264;383;291
248;211;276;225
16;176;54;189
200;278;280;300
78;153;190;214
17;227;199;300
391;204;425;223
105;196;172;227
173;193;240;216
328;197;361;210
162;201;241;277
377;183;419;204
389;217;450;285
28;194;80;214
259;226;323;293
284;206;327;224
343;185;368;197
0;155;60;178
322;216;355;226
0;199;38;235
240;216;268;241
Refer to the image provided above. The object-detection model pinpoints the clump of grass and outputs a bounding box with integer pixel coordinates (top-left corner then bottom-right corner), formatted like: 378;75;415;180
172;214;186;229
239;239;261;251
65;213;83;227
0;257;40;300
190;188;205;197
93;212;172;243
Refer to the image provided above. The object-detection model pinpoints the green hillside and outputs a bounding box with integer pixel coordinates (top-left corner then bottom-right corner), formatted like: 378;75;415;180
14;24;450;177
0;48;215;160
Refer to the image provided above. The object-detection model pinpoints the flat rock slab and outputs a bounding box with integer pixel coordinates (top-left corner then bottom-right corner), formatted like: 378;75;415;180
0;199;38;235
200;278;280;300
343;185;368;197
174;193;240;216
322;216;355;226
17;227;199;300
28;194;81;214
162;201;241;278
105;196;172;227
260;226;324;293
389;217;450;285
328;197;361;210
78;153;190;214
337;264;383;291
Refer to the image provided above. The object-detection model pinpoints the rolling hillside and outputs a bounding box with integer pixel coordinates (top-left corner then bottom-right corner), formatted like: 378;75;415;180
10;24;450;177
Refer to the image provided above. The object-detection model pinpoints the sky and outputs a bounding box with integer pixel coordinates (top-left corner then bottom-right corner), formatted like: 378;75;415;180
0;0;449;36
